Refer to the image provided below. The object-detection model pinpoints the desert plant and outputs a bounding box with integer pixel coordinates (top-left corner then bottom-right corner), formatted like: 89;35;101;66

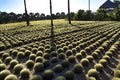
112;77;120;80
13;64;24;75
24;50;32;56
73;64;83;74
51;57;58;63
9;60;19;69
102;55;110;63
43;69;54;80
80;58;89;66
35;56;43;62
25;60;34;68
0;64;6;72
34;62;44;73
5;57;12;64
54;76;66;80
20;69;30;79
43;53;50;60
32;48;38;54
43;60;50;68
2;53;9;60
75;53;82;60
11;50;18;57
17;52;25;59
36;51;43;56
62;60;70;68
117;64;120;70
87;69;99;79
0;70;11;80
31;75;42;80
4;74;18;80
99;59;108;67
29;54;36;61
114;70;120;78
87;56;94;62
64;70;76;80
54;64;64;73
58;53;66;59
66;50;73;57
94;63;104;72
68;55;76;63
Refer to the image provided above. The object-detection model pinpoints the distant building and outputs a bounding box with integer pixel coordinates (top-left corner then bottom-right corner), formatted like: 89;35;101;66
99;0;120;12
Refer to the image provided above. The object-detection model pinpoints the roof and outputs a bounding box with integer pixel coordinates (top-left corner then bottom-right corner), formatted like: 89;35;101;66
99;0;117;9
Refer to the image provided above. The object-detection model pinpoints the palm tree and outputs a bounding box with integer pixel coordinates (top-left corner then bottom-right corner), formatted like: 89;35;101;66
68;0;71;24
24;0;30;26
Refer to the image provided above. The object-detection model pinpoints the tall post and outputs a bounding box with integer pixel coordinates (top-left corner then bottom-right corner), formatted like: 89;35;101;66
68;0;71;24
50;0;53;28
24;0;29;26
88;0;90;11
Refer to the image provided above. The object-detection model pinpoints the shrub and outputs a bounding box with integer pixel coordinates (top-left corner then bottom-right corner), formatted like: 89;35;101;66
87;56;94;62
0;64;6;72
4;74;18;80
68;55;76;63
0;52;4;58
13;64;24;75
36;51;43;56
54;64;64;73
54;76;66;80
57;48;64;53
62;60;70;68
9;60;19;69
94;64;104;72
34;63;44;73
43;53;50;60
43;69;54;80
58;53;66;59
25;50;32;56
29;54;36;61
31;75;42;80
0;70;11;80
20;69;30;79
114;70;120;78
35;56;43;62
17;52;25;59
0;59;2;64
80;58;89;66
73;64;83;74
51;57;58;63
99;59;108;67
25;60;34;68
75;53;82;60
64;70;76;80
88;69;99;79
5;57;12;64
43;60;50;68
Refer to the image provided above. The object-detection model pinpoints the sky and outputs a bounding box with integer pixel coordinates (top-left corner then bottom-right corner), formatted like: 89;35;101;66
0;0;114;15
